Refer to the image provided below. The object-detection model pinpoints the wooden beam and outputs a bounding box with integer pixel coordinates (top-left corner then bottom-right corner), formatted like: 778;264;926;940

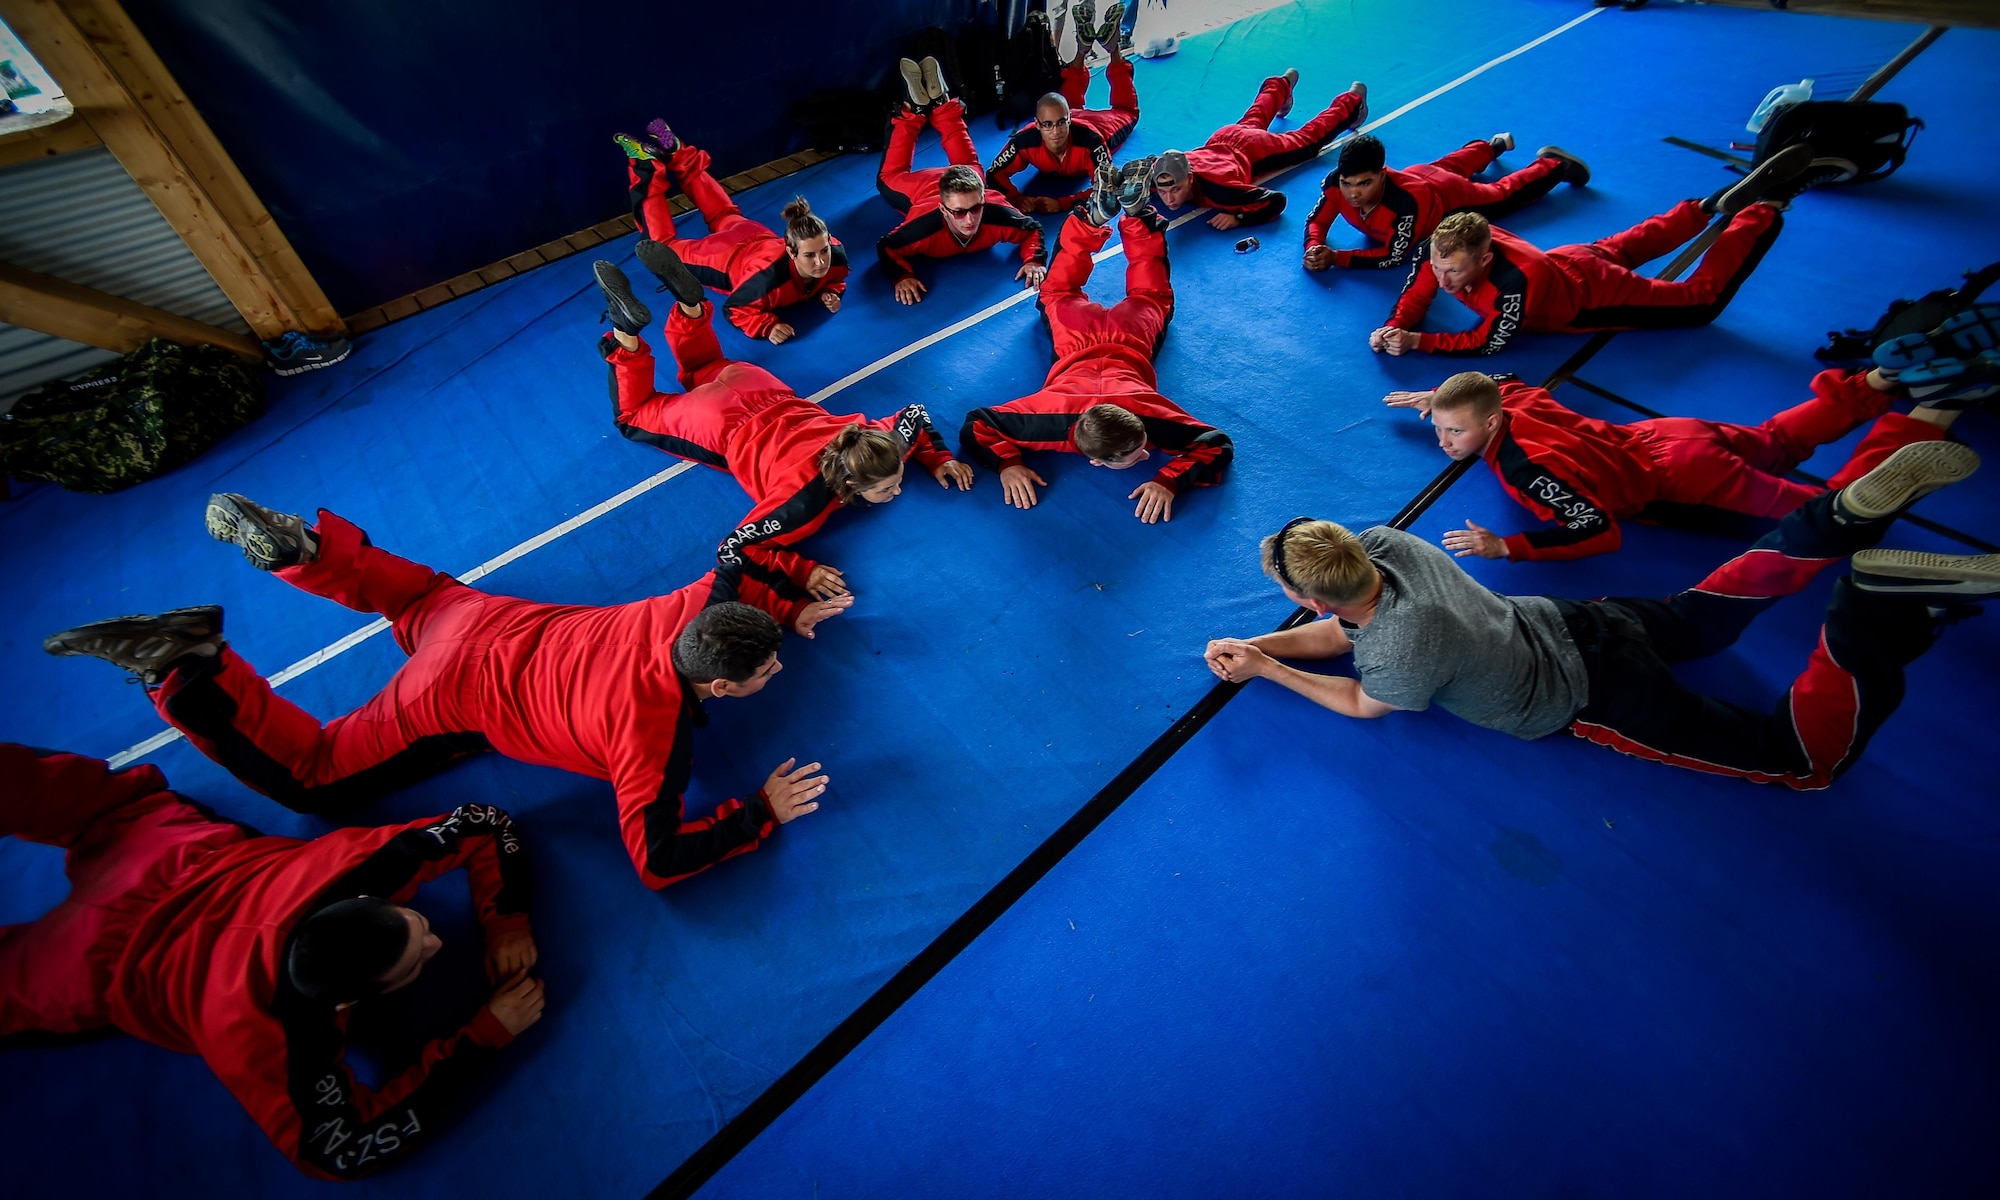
0;109;102;168
0;259;266;359
62;0;344;333
0;0;294;341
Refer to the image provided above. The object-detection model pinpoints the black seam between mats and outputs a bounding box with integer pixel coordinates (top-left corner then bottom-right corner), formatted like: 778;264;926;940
647;30;1949;1200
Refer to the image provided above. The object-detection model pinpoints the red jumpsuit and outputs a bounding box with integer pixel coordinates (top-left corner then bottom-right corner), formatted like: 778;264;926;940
604;302;955;583
145;511;793;891
876;98;1047;283
1303;141;1566;268
1;745;531;1180
957;212;1232;493
1476;372;1940;561
1179;77;1365;225
625;141;849;340
1388;201;1783;354
986;59;1141;210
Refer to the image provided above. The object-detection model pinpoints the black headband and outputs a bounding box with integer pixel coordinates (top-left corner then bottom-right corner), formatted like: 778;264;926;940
1271;516;1313;591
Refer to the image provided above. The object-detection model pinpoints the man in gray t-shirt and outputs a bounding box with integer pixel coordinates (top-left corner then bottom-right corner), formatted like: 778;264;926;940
1203;440;1998;790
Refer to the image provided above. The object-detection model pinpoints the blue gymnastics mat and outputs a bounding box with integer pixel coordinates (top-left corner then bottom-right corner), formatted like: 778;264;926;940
3;1;1996;1196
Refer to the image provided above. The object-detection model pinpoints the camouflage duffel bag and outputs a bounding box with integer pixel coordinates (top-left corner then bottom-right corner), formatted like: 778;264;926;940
0;338;265;494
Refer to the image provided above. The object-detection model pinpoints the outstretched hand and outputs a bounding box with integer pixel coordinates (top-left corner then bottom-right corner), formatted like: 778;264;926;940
1207;211;1242;231
1442;519;1507;559
1017;262;1048;289
805;564;848;599
894;277;928;305
1383;389;1436;417
794;593;855;639
999;464;1047;509
484;928;538;985
486;970;546;1037
763;757;827;824
1130;481;1175;524
934;460;975;490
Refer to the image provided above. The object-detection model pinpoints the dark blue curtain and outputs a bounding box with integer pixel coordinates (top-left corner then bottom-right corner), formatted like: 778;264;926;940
122;0;993;315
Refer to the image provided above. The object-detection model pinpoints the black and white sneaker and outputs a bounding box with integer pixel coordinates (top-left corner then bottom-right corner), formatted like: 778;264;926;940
919;55;949;106
265;330;352;377
1702;143;1813;216
1536;144;1591;187
595;259;655;334
1116;157;1156;216
633;239;707;309
1834;440;1980;522
206;493;318;571
43;605;225;684
1276;68;1299;118
1852;549;2000;602
1079;165;1121;226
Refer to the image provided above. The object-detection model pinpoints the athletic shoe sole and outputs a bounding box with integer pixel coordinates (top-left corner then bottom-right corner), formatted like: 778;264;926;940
1536;144;1590;187
1116;158;1155;215
1837;440;1980;521
898;58;927;109
1099;4;1125;52
206;493;309;571
270;340;352;377
1852;549;2000;601
594;259;655;332
1874;303;2000;371
919;56;948;105
1710;143;1813;217
631;240;706;310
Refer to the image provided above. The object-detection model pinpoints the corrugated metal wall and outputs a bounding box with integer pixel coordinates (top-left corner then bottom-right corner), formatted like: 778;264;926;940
0;144;249;405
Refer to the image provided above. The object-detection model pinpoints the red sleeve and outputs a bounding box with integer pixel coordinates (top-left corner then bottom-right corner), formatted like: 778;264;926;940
985;131;1036;209
1388;246;1440;331
1489;439;1622;561
1304;180;1338;250
1140;418;1234;493
984;203;1047;265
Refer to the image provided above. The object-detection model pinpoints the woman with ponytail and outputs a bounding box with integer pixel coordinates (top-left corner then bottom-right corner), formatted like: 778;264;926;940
593;252;975;603
616;120;847;345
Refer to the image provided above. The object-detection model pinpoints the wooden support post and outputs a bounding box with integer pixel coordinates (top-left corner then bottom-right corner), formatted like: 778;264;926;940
0;111;102;168
0;0;338;341
0;260;267;359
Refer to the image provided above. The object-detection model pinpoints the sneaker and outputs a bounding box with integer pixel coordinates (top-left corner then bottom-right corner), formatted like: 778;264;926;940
898;57;928;110
633;239;707;309
43;605;224;685
1276;68;1299;118
594;259;654;334
264;330;351;377
1899;350;2000;409
643;118;678;159
1489;131;1515;155
1765;155;1856;209
206;493;317;571
1874;303;2000;372
1098;3;1126;51
613;132;655;160
1702;143;1812;216
1852;549;2000;602
1116;157;1155;215
1072;0;1097;47
1079;165;1121;226
919;55;949;105
1344;81;1369;132
1834;440;1980;522
1536;144;1591;187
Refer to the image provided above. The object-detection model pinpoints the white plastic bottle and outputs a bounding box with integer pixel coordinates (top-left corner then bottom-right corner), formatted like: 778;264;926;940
1748;79;1814;133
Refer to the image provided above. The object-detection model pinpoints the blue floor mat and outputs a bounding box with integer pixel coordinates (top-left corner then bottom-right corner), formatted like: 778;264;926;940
3;2;1996;1196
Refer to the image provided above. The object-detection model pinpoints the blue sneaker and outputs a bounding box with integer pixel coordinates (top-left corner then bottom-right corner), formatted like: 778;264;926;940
265;330;351;376
1874;303;2000;371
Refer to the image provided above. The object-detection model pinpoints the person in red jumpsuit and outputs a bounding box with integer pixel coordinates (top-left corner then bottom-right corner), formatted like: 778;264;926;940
1;743;541;1179
985;32;1140;215
1302;131;1588;272
594;251;975;596
617;119;846;345
1385;365;1974;561
878;58;1047;305
1369;149;1823;357
958;166;1232;525
1147;70;1369;231
42;496;848;893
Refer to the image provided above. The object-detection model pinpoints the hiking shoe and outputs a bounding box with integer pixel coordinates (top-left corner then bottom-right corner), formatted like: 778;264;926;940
919;55;949;104
1875;303;2000;371
265;330;351;377
1900;350;2000;409
633;239;706;309
1489;131;1516;155
643;118;678;158
1702;143;1812;216
1116;157;1155;215
594;259;654;334
614;132;655;160
43;605;224;685
1834;440;1979;522
1079;165;1121;226
898;57;928;110
1276;67;1299;118
206;493;317;570
1852;549;2000;602
1098;3;1126;50
1537;144;1591;187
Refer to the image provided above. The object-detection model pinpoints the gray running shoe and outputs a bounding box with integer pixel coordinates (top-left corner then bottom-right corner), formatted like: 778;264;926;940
207;493;317;571
1079;165;1122;226
1098;3;1126;51
1852;549;2000;602
1835;440;1979;522
1277;67;1299;118
43;605;224;684
1116;157;1156;215
1536;144;1591;187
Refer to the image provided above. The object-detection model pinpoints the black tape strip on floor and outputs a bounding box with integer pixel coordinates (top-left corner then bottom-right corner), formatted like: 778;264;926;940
648;30;1951;1200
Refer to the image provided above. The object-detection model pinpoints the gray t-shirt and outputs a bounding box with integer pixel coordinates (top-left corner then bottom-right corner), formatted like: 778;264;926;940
1345;526;1589;739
